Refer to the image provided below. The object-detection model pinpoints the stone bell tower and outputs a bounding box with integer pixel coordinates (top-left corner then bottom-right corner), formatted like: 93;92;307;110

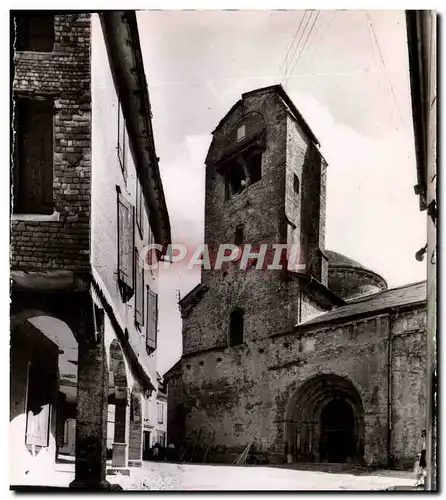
202;84;328;289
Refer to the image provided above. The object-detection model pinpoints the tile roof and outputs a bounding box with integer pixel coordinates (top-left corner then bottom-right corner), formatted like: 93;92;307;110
298;281;426;328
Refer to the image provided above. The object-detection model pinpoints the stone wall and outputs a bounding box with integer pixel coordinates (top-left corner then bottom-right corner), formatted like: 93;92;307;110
169;304;427;467
11;14;91;271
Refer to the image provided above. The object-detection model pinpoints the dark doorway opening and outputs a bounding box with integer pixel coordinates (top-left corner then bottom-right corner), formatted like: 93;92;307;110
319;398;355;463
143;430;151;461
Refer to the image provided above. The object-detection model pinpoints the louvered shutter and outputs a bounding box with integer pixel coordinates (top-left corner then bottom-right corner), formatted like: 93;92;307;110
135;248;144;326
16;98;53;214
117;193;134;291
25;363;51;447
146;287;158;351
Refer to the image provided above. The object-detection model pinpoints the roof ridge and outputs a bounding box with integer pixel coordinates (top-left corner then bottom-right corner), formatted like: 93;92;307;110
346;280;426;305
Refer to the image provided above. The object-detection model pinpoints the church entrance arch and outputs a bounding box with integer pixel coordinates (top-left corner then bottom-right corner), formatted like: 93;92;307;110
285;374;364;463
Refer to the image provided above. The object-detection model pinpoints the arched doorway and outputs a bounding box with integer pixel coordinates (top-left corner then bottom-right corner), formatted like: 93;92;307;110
285;374;365;464
10;311;79;482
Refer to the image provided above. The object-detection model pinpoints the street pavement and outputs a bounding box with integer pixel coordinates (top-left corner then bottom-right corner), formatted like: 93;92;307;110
108;462;417;491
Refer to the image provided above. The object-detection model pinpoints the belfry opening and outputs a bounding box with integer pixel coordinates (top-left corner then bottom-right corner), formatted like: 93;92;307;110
285;374;365;464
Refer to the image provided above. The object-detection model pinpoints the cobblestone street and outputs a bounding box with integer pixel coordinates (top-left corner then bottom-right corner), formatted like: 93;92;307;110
108;462;416;491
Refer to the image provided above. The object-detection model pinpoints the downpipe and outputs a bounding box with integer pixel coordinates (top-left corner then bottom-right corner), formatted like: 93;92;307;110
387;310;397;468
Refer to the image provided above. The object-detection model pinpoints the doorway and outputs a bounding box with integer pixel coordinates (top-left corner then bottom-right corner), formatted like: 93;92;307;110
319;398;355;463
143;430;151;460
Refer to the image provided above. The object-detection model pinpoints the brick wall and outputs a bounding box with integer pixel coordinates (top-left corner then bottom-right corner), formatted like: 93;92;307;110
11;14;91;271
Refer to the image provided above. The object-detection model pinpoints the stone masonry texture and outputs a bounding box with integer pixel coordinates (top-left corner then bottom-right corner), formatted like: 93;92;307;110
11;14;92;271
167;87;427;469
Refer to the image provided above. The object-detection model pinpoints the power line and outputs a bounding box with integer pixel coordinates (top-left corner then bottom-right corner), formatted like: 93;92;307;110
306;10;336;68
276;11;309;81
281;10;315;84
366;11;406;130
364;11;396;129
284;11;321;88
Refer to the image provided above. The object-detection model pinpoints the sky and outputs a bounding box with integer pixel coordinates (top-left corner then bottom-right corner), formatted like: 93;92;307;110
136;9;427;375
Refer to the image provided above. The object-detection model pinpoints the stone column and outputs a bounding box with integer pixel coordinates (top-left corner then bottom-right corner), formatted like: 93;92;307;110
128;391;143;467
70;335;110;489
112;387;130;468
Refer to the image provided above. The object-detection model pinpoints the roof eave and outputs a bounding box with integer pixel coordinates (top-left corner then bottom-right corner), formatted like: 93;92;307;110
100;12;172;249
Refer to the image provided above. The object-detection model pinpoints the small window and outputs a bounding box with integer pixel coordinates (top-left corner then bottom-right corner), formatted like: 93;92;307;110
248;152;262;185
157;430;166;447
117;100;127;182
15;14;54;52
157;402;164;424
237;125;246;142
229;308;244;346
293;174;300;195
13;97;54;214
235;225;244;246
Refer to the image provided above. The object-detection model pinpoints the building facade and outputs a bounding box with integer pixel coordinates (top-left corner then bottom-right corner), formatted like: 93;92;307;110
10;11;170;489
166;85;427;468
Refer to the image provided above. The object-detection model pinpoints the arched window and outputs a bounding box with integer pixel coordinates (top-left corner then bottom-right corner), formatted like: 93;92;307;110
229;308;244;346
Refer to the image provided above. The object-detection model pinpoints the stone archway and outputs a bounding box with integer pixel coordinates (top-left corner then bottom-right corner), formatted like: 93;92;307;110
285;374;365;464
10;310;79;482
109;339;129;467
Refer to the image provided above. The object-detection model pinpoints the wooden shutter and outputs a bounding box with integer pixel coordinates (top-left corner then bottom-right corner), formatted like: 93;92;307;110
25;363;51;447
136;182;144;238
16;98;53;214
146;287;158;351
117;192;134;292
135;248;144;326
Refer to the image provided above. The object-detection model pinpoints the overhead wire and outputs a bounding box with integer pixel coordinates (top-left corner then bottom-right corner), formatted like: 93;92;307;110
306;10;336;68
280;10;315;84
275;10;309;82
283;10;321;87
366;11;406;130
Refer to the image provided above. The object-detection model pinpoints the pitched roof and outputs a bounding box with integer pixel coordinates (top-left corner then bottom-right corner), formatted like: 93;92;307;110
212;84;320;146
297;280;426;328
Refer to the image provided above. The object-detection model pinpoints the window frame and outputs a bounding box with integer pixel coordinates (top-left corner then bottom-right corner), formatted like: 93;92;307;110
15;14;55;52
134;247;145;328
293;173;300;195
13;95;55;215
146;285;158;354
117;100;127;183
235;224;244;246
117;189;135;300
157;401;164;424
229;308;244;347
136;181;144;239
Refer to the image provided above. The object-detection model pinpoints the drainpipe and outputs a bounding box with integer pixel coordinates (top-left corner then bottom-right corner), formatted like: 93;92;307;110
387;309;397;467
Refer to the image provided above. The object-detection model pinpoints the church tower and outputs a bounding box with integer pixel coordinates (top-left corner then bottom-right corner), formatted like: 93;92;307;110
203;85;328;287
179;85;338;357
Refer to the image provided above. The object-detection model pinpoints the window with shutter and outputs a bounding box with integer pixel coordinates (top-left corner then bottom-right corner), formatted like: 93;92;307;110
117;100;127;182
136;181;144;238
117;190;135;300
146;286;158;353
135;247;144;327
25;363;51;448
15;14;54;52
13;97;54;214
